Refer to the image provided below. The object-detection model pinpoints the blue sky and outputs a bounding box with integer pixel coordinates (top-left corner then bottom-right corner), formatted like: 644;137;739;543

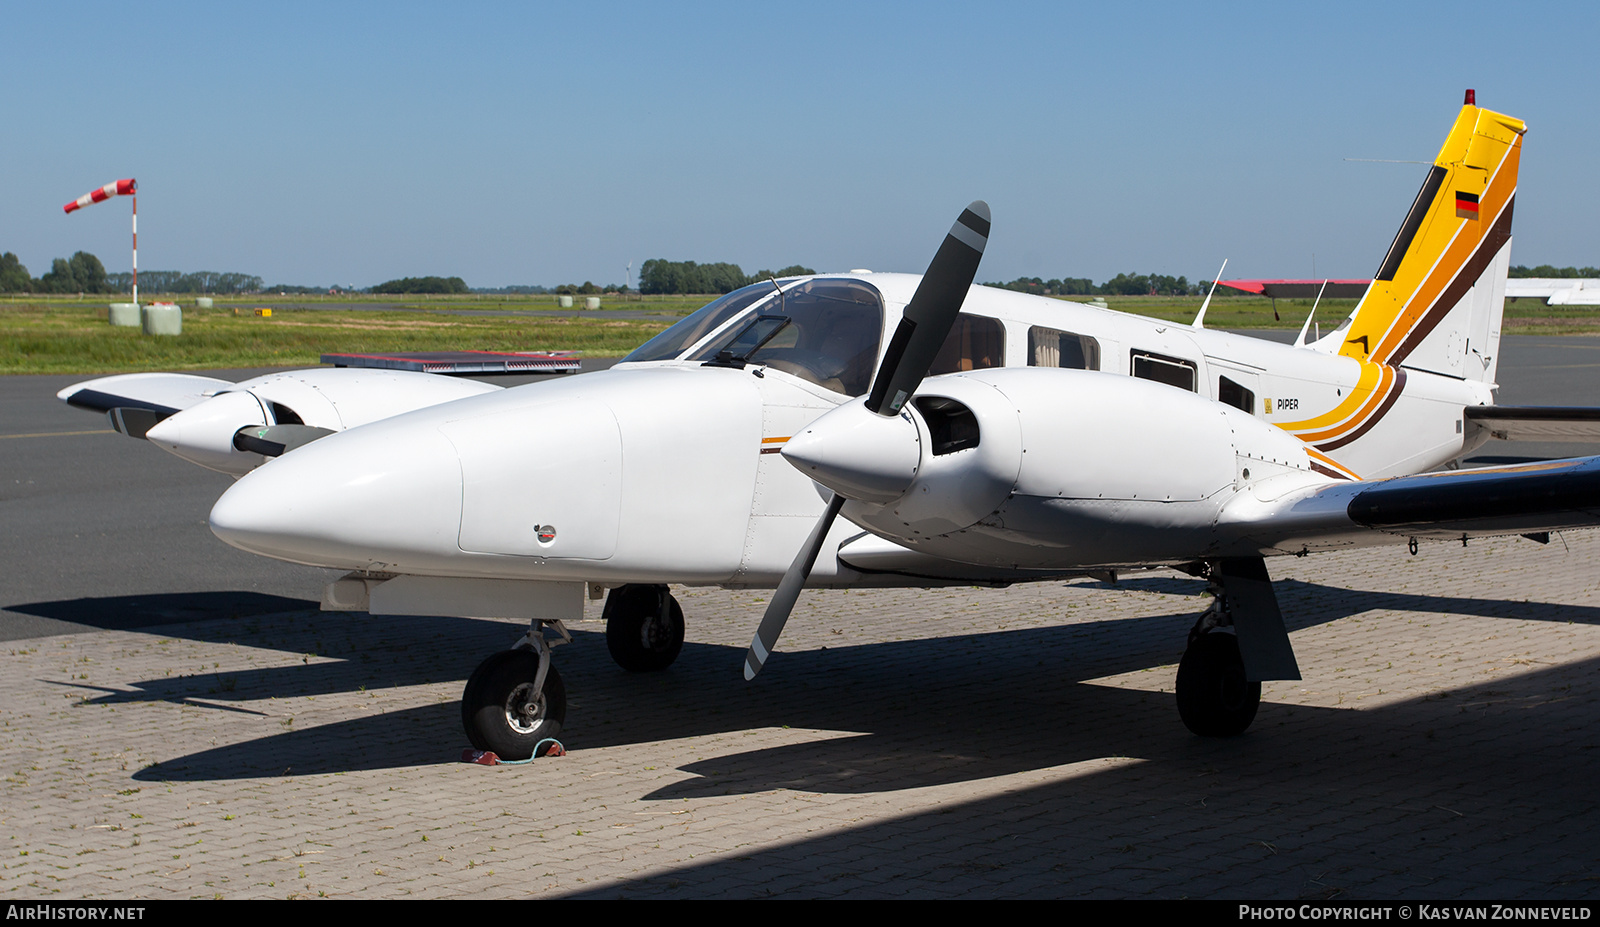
3;1;1596;289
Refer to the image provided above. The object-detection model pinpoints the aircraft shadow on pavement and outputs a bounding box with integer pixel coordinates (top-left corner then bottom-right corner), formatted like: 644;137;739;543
563;655;1600;899
1099;576;1600;627
2;592;320;637
129;581;1600;782
134;702;462;780
79;610;557;707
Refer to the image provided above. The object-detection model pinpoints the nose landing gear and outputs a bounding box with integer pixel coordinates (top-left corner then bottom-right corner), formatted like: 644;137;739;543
462;620;570;760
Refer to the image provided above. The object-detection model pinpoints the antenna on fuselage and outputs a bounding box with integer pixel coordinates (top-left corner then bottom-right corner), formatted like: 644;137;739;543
1191;258;1228;329
766;274;785;316
1294;279;1329;348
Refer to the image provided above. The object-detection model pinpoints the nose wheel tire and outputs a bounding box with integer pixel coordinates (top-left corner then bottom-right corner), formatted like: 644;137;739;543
1176;632;1260;737
461;649;566;760
603;585;685;672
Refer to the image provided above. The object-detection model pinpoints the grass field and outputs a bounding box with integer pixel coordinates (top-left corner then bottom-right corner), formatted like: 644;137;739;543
1;291;1594;375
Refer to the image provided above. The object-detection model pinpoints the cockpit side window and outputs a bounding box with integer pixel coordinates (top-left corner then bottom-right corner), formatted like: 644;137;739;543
689;278;885;396
928;314;1005;376
621;282;779;363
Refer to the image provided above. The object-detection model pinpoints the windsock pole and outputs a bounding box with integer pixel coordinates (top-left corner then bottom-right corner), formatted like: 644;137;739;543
62;179;138;302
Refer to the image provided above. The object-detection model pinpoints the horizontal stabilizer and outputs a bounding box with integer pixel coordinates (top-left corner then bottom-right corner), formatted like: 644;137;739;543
1466;406;1600;442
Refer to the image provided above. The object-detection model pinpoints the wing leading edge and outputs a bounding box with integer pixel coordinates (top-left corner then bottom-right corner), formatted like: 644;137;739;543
58;372;236;438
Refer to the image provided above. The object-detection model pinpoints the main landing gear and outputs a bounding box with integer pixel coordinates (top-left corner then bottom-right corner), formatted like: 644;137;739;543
1173;558;1300;738
602;584;684;672
462;620;570;760
1176;617;1260;737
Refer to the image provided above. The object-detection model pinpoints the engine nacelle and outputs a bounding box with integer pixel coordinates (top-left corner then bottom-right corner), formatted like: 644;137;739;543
795;368;1320;569
145;369;501;475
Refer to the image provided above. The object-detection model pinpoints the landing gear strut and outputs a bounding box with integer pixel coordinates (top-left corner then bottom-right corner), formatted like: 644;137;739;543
603;584;684;672
461;620;570;759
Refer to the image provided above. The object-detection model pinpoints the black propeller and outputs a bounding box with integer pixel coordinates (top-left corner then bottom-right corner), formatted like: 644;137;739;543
233;424;336;457
743;200;990;680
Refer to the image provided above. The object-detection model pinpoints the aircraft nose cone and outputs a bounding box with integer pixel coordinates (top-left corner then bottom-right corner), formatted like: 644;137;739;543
782;400;921;503
210;418;463;570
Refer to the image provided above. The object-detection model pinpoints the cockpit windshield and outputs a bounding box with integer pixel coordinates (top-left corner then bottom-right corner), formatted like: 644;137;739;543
689;278;884;396
621;282;780;364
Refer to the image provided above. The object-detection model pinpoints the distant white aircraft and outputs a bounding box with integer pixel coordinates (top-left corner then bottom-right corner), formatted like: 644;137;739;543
65;93;1600;759
1503;278;1600;305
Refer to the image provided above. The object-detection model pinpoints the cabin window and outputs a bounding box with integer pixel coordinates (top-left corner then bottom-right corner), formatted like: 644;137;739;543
1218;376;1255;413
688;278;884;395
928;314;1005;376
1028;327;1100;370
1131;350;1197;392
622;282;780;363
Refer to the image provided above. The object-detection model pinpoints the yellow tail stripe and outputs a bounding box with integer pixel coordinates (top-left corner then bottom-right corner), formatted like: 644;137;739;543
1287;364;1397;444
1274;361;1384;434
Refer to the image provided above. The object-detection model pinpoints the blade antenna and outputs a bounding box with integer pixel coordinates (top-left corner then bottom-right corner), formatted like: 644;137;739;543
1295;279;1329;347
1191;258;1228;329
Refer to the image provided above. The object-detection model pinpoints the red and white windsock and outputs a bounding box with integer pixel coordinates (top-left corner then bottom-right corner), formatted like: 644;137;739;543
63;179;137;214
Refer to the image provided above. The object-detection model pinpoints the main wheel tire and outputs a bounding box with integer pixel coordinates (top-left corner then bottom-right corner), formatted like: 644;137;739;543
1175;632;1260;737
604;585;685;672
461;649;566;760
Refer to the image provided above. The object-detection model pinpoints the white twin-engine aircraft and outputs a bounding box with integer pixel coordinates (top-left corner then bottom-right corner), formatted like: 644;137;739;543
61;95;1600;758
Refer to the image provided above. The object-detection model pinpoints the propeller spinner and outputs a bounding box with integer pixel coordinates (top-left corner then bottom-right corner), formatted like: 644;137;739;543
742;200;990;680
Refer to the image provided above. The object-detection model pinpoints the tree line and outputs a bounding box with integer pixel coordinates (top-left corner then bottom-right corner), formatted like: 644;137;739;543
1;251;117;294
13;250;1596;300
638;260;816;295
984;273;1209;297
0;250;263;294
106;271;264;294
371;276;468;294
1510;264;1600;278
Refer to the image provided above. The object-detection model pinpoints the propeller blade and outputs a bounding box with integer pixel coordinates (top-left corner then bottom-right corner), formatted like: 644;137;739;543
745;200;990;681
744;493;845;680
232;424;336;457
865;200;990;416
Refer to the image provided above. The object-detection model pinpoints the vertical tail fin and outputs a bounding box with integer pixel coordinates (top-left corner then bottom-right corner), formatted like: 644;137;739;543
1327;95;1523;384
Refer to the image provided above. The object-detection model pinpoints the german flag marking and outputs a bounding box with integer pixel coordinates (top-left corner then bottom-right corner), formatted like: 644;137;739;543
1456;190;1480;220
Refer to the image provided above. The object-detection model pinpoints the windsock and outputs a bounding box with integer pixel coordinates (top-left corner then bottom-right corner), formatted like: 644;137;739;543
64;179;137;214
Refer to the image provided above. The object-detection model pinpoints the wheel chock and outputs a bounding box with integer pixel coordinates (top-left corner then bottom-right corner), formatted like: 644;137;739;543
460;739;566;766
